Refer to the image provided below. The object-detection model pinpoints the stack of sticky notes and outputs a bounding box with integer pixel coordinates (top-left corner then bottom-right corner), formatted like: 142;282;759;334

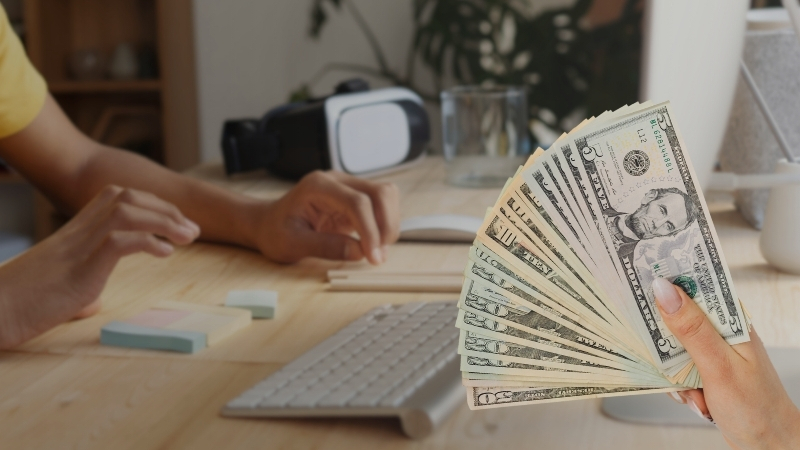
101;301;252;354
225;290;278;319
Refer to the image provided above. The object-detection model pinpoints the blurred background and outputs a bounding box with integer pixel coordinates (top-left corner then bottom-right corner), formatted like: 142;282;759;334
0;0;784;257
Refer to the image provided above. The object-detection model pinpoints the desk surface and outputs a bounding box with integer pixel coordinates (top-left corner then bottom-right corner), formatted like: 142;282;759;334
2;158;798;449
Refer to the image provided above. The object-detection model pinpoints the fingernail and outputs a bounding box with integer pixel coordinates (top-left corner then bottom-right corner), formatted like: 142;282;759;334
668;391;685;404
381;245;388;260
653;277;682;314
371;247;384;265
184;219;201;235
159;240;174;254
687;399;714;423
343;241;359;260
179;225;196;238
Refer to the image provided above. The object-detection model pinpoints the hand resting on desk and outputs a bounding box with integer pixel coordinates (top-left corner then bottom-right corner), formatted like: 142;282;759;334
0;95;400;349
0;185;200;349
653;278;800;450
255;170;399;266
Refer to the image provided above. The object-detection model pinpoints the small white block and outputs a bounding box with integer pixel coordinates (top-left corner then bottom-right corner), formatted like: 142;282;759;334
225;290;278;319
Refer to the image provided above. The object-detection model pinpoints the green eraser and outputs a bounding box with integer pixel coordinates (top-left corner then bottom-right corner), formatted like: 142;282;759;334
100;321;207;353
225;290;278;319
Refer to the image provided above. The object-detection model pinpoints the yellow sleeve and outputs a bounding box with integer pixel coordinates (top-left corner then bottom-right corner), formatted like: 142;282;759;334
0;4;47;139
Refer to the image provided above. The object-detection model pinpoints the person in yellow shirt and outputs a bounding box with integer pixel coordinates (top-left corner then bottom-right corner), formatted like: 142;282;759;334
3;7;799;449
0;6;399;347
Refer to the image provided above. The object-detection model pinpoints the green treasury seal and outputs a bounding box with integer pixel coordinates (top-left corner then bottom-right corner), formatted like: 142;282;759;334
672;275;697;299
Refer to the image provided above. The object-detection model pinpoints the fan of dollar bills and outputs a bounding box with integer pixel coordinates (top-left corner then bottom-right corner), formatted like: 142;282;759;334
457;101;753;410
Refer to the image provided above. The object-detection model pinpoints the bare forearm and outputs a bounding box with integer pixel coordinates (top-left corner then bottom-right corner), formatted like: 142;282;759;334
0;96;265;249
68;146;264;249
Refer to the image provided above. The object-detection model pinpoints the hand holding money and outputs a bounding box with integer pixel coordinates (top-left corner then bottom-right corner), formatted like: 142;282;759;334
456;101;753;409
654;279;800;448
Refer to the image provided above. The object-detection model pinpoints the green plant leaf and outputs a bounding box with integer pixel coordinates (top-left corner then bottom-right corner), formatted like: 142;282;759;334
301;0;643;144
309;0;342;38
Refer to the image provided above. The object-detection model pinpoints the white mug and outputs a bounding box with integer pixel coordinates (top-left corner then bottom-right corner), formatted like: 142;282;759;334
760;159;800;274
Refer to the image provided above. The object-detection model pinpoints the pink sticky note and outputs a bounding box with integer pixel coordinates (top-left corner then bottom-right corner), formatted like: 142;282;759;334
125;309;192;329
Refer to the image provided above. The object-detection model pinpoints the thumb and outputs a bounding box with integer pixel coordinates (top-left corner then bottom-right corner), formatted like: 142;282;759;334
653;277;734;376
292;230;365;262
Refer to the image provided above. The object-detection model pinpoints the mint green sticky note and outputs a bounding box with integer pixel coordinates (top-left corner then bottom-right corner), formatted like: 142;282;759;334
101;321;207;353
225;290;278;319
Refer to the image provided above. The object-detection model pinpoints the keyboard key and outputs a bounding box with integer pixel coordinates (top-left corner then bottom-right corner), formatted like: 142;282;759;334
288;388;332;408
317;389;358;407
331;348;353;360
385;311;411;320
337;379;367;393
258;390;298;408
396;320;422;329
227;395;263;409
395;302;425;315
239;387;272;399
369;374;401;389
284;379;313;392
339;323;369;336
379;378;420;406
316;357;341;371
348;392;381;408
319;371;351;388
281;350;334;373
379;320;401;329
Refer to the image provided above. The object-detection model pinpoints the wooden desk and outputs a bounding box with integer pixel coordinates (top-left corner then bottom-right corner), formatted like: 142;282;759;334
1;158;798;449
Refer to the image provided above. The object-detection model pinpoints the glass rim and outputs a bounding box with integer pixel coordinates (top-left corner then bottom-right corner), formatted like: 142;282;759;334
441;85;527;99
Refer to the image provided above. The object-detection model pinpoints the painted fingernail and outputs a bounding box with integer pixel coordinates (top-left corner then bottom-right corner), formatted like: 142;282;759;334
687;399;713;422
668;391;685;404
371;247;384;265
653;278;681;314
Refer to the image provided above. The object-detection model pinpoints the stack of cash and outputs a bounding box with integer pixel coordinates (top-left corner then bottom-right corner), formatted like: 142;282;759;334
457;101;752;410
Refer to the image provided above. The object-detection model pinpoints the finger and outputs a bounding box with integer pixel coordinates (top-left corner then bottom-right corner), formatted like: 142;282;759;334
75;230;173;295
315;213;355;236
99;202;199;246
667;391;686;404
114;187;200;233
73;298;102;320
328;172;401;246
65;185;125;229
89;230;174;274
683;389;713;421
653;278;738;377
309;174;383;264
283;229;364;263
730;326;767;365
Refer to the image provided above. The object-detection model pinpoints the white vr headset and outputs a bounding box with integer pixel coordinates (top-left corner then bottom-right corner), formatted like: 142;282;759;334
221;80;430;179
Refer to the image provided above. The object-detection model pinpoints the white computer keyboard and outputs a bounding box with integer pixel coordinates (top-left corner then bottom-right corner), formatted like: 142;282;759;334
222;301;462;438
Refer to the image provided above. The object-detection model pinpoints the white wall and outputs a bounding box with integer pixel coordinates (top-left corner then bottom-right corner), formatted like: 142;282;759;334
193;0;425;162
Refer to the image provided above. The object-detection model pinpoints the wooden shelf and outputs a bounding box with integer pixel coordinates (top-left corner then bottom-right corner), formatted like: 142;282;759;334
48;79;162;94
22;0;200;240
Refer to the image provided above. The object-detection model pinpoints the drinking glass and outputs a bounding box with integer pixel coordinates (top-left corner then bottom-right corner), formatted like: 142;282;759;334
441;86;530;188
